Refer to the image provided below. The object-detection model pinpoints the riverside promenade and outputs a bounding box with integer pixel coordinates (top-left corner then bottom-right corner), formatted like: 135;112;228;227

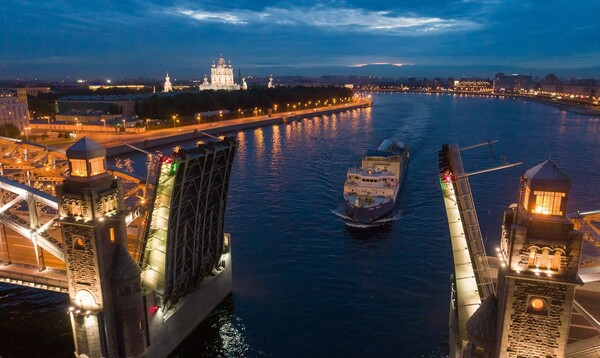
46;98;372;156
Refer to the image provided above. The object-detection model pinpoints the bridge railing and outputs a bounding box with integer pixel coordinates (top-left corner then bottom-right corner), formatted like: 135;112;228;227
0;269;68;292
448;144;494;299
453;172;494;298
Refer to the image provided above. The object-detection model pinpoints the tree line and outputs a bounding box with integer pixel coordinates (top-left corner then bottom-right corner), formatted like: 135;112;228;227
136;86;354;119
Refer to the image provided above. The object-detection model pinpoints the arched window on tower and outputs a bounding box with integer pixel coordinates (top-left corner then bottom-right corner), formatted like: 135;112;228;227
551;250;563;271
528;247;537;267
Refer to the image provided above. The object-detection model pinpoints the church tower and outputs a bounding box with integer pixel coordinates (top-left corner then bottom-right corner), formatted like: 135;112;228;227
163;72;173;92
58;138;146;357
495;160;583;357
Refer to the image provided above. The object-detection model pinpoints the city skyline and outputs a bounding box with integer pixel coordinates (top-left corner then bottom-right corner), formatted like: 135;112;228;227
2;0;599;80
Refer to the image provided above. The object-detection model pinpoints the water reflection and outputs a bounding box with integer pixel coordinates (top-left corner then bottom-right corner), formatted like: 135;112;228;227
169;295;252;358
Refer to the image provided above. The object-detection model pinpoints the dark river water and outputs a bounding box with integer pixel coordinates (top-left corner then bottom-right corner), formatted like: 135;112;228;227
1;93;599;357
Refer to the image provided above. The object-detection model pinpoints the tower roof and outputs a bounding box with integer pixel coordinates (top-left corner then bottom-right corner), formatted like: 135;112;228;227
111;245;141;282
66;137;106;160
524;160;571;191
466;293;498;349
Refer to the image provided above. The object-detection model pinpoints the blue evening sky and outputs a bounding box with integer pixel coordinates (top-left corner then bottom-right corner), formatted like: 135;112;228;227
1;0;598;80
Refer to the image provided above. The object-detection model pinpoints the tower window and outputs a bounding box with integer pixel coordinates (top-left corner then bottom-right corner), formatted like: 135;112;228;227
89;158;106;175
527;296;549;315
532;191;565;216
551;250;562;271
74;237;85;250
109;228;115;243
69;159;88;177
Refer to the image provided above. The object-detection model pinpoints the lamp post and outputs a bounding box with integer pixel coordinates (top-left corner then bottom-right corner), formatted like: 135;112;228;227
24;126;30;141
100;119;106;133
172;114;178;128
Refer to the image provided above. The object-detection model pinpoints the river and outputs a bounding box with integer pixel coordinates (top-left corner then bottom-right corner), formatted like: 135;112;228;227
1;93;599;357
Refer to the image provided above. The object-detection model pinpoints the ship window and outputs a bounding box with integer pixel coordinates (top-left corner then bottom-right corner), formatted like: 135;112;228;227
532;191;565;216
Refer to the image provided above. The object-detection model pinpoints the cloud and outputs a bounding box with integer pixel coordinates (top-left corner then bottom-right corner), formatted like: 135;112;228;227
350;63;410;67
172;4;480;35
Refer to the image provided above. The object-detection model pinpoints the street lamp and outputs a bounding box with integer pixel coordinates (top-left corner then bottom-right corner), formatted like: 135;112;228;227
100;119;106;133
122;119;126;133
24;126;30;141
172;114;178;128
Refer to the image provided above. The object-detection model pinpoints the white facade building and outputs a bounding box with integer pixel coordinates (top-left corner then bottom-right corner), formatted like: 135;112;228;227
199;54;241;91
0;91;29;130
163;73;173;92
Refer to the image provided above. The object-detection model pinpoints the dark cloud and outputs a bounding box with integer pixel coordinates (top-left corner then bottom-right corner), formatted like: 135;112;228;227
1;0;598;79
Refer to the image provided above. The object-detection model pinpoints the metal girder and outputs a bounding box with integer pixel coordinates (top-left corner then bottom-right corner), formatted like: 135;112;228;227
0;214;64;261
0;176;58;209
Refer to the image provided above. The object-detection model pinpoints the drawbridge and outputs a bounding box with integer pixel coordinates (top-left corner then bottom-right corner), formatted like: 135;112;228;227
439;142;522;356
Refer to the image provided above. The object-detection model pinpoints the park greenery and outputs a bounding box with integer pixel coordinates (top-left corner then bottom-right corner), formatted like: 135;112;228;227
28;86;354;122
136;86;354;120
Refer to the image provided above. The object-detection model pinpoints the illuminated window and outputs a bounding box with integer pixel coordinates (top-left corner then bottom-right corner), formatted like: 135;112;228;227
70;159;88;177
528;248;537;267
68;200;82;216
110;228;115;243
540;248;550;269
551;251;562;271
74;237;85;250
527;297;549;315
89;158;105;175
532;191;565;215
523;185;531;210
103;196;116;213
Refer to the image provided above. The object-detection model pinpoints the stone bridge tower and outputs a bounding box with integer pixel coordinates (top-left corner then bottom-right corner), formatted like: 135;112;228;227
57;138;146;357
495;160;583;357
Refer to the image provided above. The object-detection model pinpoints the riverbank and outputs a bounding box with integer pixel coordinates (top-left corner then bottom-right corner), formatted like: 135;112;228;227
358;89;600;116
43;98;371;156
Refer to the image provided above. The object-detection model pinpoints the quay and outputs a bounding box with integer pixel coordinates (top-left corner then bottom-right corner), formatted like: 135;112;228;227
32;98;372;156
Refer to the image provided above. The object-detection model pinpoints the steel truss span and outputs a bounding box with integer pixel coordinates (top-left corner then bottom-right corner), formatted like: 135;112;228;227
143;137;237;309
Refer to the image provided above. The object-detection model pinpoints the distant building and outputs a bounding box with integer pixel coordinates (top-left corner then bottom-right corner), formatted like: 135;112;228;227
11;87;51;102
58;94;150;118
267;75;275;88
163;73;173;93
493;73;533;93
0;90;30;130
453;78;493;92
199;54;241;91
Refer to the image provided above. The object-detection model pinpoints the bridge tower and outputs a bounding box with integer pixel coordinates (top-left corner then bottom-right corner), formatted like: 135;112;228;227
57;138;146;357
494;160;583;357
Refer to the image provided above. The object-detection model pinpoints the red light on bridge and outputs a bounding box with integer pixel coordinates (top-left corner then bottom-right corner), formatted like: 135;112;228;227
443;172;453;183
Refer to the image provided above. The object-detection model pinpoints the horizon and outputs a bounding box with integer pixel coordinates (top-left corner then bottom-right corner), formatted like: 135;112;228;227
2;1;599;81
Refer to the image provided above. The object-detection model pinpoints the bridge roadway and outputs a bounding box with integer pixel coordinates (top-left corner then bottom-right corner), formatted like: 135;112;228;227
38;99;372;154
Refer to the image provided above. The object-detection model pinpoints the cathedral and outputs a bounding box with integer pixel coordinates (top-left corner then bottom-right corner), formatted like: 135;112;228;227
199;54;241;91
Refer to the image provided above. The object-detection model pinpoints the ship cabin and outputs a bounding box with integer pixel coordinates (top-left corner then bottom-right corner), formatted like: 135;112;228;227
343;167;397;200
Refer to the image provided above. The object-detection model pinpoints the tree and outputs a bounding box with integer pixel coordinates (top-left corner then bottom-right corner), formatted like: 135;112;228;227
0;123;22;138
